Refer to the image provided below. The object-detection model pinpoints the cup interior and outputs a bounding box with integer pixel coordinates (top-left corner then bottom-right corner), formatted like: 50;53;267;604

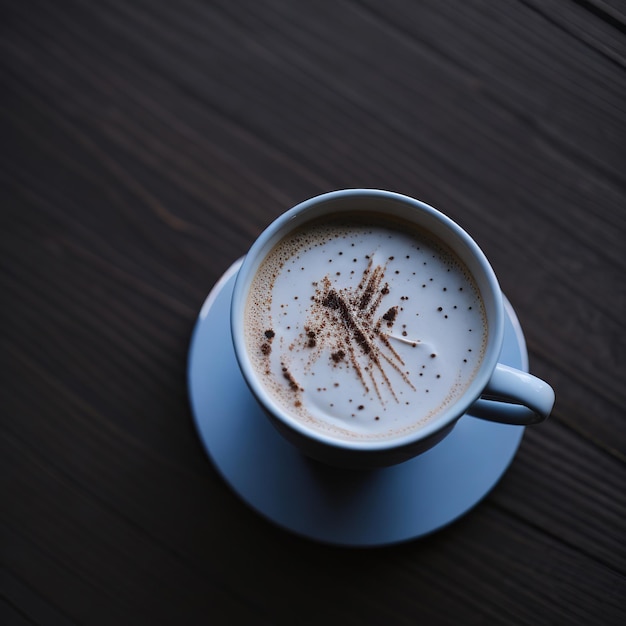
231;189;504;451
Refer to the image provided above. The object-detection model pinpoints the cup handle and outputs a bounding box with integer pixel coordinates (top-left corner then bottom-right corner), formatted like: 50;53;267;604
469;364;555;425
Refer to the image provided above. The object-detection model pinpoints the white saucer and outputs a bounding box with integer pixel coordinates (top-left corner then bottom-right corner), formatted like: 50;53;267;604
187;259;527;547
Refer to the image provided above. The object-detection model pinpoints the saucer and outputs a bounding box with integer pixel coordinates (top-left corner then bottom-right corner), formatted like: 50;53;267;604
187;259;527;547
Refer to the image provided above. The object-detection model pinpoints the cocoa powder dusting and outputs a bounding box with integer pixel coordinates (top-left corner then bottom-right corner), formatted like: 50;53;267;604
382;306;398;324
283;370;301;392
303;257;415;403
261;328;275;355
331;350;345;363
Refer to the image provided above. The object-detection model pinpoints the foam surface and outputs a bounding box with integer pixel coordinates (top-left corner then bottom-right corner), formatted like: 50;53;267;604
245;215;487;441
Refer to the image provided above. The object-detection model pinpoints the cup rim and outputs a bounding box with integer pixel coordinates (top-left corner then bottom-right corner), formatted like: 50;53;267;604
231;189;504;452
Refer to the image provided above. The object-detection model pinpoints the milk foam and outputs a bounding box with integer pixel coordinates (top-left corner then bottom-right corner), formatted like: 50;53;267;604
244;215;487;442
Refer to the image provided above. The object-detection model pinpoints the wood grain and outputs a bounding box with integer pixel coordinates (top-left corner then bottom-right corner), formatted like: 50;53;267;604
2;0;625;624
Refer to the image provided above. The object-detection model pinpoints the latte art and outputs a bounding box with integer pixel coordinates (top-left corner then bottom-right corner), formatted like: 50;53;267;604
244;215;487;441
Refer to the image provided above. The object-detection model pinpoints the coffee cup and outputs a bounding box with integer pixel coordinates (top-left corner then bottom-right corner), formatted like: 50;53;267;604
231;190;554;468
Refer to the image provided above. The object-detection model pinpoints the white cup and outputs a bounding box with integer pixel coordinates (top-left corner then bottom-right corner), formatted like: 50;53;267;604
231;190;554;468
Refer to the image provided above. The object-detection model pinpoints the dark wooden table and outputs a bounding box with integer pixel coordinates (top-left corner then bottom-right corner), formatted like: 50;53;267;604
2;1;625;624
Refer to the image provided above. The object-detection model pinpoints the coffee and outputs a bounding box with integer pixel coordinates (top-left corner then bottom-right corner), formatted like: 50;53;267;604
244;213;487;442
